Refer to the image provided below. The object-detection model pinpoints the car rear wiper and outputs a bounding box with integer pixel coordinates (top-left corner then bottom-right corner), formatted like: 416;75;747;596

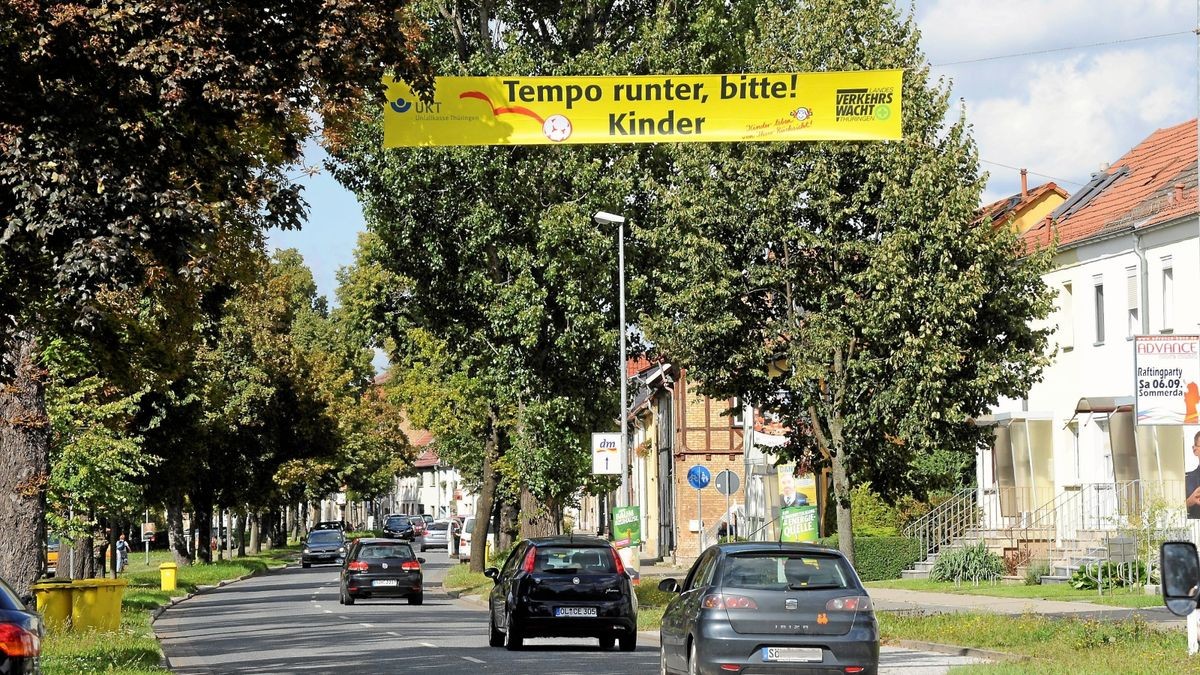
542;568;582;574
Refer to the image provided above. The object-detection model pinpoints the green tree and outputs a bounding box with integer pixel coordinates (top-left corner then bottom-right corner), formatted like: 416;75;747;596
0;1;430;593
641;0;1054;564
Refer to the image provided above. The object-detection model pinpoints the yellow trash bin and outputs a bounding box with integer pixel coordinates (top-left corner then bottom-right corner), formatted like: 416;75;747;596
32;579;73;630
159;562;178;592
70;578;127;632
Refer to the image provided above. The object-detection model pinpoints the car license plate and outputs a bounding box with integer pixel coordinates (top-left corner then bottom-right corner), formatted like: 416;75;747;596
762;647;822;663
372;579;398;587
555;607;598;617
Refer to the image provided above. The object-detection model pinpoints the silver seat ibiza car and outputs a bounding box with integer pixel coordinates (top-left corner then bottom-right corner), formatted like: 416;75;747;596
658;542;878;675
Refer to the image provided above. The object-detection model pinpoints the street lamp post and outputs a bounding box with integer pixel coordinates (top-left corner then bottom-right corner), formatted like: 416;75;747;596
594;211;629;508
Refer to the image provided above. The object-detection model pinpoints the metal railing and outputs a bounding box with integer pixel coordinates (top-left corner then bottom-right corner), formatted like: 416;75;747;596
902;486;979;561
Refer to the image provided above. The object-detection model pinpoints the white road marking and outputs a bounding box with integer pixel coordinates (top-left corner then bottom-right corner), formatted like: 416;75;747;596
339;616;350;620
359;623;373;628
461;656;484;664
324;610;332;614
387;631;400;637
421;641;437;648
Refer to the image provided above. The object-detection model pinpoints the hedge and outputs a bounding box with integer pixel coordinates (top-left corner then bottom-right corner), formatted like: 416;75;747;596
816;535;922;582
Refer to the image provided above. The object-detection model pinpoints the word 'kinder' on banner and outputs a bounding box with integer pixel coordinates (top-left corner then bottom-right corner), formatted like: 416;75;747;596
383;71;902;147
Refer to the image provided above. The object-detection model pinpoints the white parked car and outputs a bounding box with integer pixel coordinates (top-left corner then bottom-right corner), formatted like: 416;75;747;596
458;517;495;563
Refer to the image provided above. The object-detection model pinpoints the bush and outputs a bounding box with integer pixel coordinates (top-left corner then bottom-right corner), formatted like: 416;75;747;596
930;542;1003;584
1024;561;1050;585
1070;561;1146;591
817;535;921;582
849;483;899;537
487;542;518;569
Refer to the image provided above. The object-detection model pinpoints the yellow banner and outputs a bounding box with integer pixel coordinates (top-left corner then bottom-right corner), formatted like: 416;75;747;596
383;71;902;147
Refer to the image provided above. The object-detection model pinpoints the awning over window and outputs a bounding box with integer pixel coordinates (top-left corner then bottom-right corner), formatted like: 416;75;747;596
1072;396;1134;415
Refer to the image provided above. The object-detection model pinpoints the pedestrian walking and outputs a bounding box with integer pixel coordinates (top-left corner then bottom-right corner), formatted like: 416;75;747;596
115;533;130;574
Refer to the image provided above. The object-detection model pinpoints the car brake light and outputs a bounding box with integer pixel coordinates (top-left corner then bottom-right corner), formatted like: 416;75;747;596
844;668;865;674
610;548;625;576
347;561;368;572
0;623;40;658
401;561;421;571
701;594;758;610
826;596;872;612
522;546;537;573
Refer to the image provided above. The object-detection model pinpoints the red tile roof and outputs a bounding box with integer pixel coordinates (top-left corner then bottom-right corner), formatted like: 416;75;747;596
413;447;440;468
1023;119;1198;249
626;356;654;377
399;412;434;449
975;181;1067;228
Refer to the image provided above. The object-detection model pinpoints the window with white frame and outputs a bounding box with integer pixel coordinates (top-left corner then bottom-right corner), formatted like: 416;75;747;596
1125;266;1138;338
1162;256;1174;332
1059;282;1074;349
1092;275;1105;344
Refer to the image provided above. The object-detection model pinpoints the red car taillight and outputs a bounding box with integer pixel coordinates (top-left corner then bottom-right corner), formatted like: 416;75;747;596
401;561;421;571
0;622;40;658
522;546;537;573
826;596;872;612
702;594;758;610
347;561;368;572
610;547;626;576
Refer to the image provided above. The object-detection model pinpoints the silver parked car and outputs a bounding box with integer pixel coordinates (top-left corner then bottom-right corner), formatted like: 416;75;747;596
420;520;452;552
658;542;879;675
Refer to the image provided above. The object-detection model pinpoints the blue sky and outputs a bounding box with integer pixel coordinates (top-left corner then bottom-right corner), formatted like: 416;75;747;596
269;0;1198;362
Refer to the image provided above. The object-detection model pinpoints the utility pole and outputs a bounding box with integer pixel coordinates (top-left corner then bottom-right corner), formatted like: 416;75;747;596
595;211;630;508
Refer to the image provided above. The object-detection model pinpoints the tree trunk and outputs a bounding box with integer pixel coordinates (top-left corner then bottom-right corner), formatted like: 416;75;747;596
830;443;854;567
193;497;212;564
166;496;191;566
285;504;295;542
249;510;261;554
519;487;556;539
470;409;500;573
236;507;247;557
497;499;517;551
225;509;234;560
0;332;49;597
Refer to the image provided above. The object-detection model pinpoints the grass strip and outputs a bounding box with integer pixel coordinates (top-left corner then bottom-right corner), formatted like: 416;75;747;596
866;578;1163;609
42;546;296;675
881;612;1191;674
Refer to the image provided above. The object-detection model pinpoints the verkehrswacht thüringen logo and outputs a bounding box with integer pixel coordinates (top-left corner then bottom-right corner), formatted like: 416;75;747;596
835;87;894;121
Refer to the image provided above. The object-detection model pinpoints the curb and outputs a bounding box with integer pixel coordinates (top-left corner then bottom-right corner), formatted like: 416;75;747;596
890;639;1025;663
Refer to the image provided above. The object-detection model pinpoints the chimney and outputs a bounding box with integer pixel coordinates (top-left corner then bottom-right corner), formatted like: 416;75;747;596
1020;169;1028;198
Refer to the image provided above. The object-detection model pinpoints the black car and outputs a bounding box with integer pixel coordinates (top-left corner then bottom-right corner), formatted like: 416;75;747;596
311;520;349;532
658;542;879;675
485;536;637;651
0;578;41;675
301;529;347;568
382;514;416;540
339;538;425;605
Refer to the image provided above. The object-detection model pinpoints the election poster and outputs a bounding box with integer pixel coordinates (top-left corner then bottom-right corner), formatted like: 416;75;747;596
612;506;641;548
1134;335;1200;426
383;70;902;147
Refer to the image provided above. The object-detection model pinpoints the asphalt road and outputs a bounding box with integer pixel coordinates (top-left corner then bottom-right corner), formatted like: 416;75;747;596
156;549;983;674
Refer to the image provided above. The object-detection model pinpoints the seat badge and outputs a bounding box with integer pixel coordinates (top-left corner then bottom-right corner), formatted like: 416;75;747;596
785;598;798;610
382;562;388;569
573;577;580;585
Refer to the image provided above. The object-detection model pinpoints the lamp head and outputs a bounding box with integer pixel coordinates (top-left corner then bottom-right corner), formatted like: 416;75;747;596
593;211;626;226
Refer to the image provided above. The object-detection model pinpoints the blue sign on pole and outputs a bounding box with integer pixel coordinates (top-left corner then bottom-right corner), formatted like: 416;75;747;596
687;465;712;490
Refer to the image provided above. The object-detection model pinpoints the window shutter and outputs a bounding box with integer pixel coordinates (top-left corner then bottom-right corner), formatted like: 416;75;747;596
1125;266;1137;310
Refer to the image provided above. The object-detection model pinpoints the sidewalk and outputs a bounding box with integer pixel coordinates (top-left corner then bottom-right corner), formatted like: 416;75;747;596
868;586;1182;627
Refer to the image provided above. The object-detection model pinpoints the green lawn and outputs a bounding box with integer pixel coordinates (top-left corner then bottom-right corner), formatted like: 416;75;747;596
442;562;493;598
881;612;1197;674
41;546;296;675
866;578;1164;609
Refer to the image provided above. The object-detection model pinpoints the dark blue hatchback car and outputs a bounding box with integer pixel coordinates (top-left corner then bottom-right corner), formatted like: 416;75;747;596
0;577;41;675
658;542;878;675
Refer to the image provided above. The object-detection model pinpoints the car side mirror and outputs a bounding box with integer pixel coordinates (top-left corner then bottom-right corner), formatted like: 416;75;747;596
1161;541;1200;616
20;594;34;608
418;557;426;564
484;567;499;580
658;578;681;594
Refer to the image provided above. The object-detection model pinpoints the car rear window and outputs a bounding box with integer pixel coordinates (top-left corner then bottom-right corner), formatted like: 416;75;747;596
721;553;852;590
358;543;415;560
429;522;449;531
385;516;411;527
307;530;342;543
0;580;23;610
532;546;615;574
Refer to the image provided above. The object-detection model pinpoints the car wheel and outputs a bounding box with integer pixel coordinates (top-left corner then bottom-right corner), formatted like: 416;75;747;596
301;562;310;569
660;647;670;675
408;592;424;606
344;592;355;606
599;635;615;650
488;612;504;647
619;633;636;652
420;545;427;552
688;640;698;675
504;614;523;651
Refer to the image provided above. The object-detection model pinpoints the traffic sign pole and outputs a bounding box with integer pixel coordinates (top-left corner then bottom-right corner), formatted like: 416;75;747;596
687;465;712;553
